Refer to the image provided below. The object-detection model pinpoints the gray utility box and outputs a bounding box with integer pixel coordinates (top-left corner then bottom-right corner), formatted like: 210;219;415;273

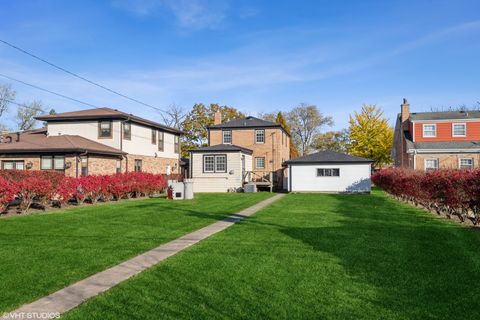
183;179;194;200
171;182;185;200
244;183;256;193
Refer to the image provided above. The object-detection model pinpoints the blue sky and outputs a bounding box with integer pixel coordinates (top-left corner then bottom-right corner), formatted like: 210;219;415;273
0;0;479;130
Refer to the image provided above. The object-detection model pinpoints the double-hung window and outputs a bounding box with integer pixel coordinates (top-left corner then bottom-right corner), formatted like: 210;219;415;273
99;121;112;138
158;132;164;152
459;158;473;169
255;157;265;169
317;168;340;177
422;124;436;137
123;122;131;140
255;129;265;144
452;123;466;137
80;156;88;176
116;159;121;174
425;159;439;171
215;155;227;172
134;159;142;172
203;155;226;173
151;129;157;144
174;135;180;153
222;130;232;144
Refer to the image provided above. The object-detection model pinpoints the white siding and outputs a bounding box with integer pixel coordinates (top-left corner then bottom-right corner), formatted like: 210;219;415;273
47;120;121;149
122;122;178;158
191;152;251;192
47;120;179;158
289;163;371;193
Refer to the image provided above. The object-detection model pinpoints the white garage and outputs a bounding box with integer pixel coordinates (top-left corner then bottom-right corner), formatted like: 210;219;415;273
284;151;372;193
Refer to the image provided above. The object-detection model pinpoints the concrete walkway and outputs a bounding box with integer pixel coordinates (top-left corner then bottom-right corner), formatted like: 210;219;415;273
3;194;285;320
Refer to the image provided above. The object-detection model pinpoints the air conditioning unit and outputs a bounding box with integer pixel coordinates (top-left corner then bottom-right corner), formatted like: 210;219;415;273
171;182;184;200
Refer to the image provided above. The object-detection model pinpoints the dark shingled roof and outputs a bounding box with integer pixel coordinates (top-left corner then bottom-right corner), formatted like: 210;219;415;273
209;116;286;130
36;107;183;135
284;150;372;164
0;130;125;155
190;144;253;155
409;111;480;121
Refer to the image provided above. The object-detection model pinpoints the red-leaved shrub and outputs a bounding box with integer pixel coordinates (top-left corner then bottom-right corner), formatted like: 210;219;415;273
372;168;480;224
0;176;18;212
16;176;53;213
0;170;170;214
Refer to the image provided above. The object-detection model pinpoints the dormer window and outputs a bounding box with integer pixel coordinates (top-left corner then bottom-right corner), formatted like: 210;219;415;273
98;121;112;138
222;130;232;144
255;129;265;144
452;123;466;137
422;124;436;138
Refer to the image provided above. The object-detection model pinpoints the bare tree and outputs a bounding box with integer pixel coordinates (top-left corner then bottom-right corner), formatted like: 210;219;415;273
16;100;45;131
430;103;480;112
160;104;186;130
287;103;333;155
0;84;15;129
258;111;278;122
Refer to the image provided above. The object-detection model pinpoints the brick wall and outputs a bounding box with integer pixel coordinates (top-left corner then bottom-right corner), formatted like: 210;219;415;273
209;128;290;172
0;155;40;170
415;153;480;171
124;154;180;174
85;156;118;175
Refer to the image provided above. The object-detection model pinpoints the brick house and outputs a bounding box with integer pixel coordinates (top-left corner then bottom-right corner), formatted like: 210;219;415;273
392;99;480;171
0;107;182;176
189;112;290;191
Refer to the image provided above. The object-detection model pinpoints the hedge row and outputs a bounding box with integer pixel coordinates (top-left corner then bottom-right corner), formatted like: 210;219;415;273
0;170;168;214
372;168;480;224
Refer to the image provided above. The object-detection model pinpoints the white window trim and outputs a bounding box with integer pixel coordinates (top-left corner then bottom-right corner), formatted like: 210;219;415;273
255;129;265;144
255;157;265;169
316;168;340;177
424;158;439;171
203;155;215;173
222;130;232;144
459;158;474;169
203;155;227;173
452;123;467;137
422;124;437;138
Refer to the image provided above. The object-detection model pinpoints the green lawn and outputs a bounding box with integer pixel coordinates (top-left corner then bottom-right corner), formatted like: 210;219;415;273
64;189;480;320
0;193;272;313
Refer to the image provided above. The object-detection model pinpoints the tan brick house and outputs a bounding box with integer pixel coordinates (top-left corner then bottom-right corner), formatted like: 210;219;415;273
0;107;182;177
189;112;290;191
392;99;480;170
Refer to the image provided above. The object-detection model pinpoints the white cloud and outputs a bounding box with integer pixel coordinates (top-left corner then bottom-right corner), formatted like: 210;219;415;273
112;0;228;29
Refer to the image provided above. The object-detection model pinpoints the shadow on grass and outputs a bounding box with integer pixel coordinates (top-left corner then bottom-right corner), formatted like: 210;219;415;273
280;192;480;319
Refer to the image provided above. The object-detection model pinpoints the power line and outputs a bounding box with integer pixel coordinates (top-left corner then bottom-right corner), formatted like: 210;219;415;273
0;73;100;109
0;38;167;113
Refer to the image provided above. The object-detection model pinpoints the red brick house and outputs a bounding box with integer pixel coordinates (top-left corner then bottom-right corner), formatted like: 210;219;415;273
189;112;291;191
392;99;480;171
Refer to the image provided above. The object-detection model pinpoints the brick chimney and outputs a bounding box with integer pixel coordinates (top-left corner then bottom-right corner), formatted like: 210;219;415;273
401;98;410;129
214;111;222;125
